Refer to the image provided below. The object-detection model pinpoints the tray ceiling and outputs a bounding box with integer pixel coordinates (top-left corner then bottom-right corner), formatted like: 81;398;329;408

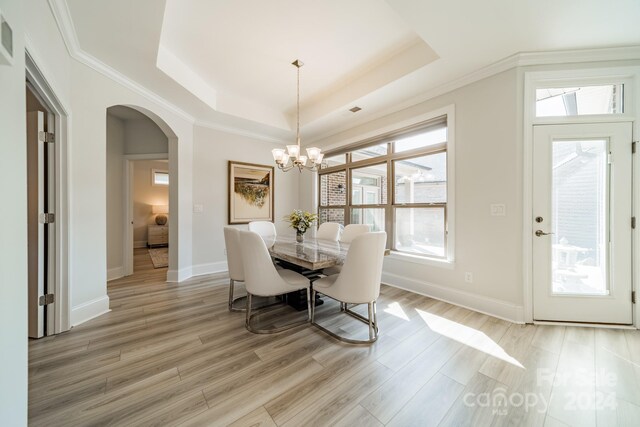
64;0;640;142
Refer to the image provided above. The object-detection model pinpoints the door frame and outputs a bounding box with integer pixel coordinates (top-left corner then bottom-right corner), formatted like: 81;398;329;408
26;49;71;334
523;66;640;326
122;154;169;277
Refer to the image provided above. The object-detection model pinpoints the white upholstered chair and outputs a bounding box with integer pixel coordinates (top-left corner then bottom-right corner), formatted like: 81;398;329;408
311;231;386;343
248;221;277;238
223;227;245;312
322;224;371;276
315;222;342;242
339;224;370;243
238;230;311;333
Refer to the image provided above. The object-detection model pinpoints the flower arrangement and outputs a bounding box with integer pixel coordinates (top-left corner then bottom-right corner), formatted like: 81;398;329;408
284;209;318;239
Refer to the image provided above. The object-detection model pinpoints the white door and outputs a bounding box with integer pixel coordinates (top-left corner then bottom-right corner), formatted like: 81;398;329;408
27;111;46;337
532;122;633;324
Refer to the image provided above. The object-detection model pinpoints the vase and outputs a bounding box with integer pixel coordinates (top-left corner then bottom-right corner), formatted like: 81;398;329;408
296;232;304;243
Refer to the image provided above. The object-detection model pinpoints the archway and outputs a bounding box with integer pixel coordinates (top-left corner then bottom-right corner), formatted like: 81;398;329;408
106;104;179;282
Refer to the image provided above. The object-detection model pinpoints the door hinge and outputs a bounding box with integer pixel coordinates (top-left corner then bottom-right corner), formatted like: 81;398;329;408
633;291;636;304
633;217;636;229
39;213;55;224
39;294;55;306
633;141;637;154
38;131;55;143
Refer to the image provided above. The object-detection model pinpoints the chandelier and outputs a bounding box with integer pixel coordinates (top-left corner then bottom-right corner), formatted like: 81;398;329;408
272;60;323;172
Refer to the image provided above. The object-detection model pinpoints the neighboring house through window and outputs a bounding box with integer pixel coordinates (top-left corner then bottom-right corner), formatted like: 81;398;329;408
318;113;453;260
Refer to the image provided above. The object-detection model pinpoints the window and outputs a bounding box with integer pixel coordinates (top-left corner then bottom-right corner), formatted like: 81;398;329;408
320;154;346;169
318;116;450;259
535;84;624;117
152;169;169;186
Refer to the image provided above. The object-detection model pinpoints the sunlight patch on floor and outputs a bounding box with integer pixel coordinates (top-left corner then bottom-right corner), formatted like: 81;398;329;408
416;308;524;368
383;301;410;321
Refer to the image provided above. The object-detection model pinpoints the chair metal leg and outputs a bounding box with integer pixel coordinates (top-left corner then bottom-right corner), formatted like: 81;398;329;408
245;293;252;328
311;295;379;344
311;289;316;323
245;289;311;335
368;302;374;341
307;287;312;321
228;279;248;312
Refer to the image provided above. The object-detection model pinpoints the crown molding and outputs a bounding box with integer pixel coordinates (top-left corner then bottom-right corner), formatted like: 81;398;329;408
308;45;640;144
194;120;287;145
514;45;640;67
47;0;195;124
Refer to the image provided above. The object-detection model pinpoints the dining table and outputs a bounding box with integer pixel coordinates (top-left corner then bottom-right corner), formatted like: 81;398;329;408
261;234;390;310
263;235;349;271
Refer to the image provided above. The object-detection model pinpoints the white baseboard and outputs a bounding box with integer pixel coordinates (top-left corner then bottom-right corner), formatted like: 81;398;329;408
107;266;124;281
70;295;111;326
167;266;191;283
134;240;147;249
381;272;525;324
191;261;228;277
167;261;228;283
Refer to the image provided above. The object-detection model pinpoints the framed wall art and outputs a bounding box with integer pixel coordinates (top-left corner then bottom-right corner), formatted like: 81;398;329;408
228;161;274;224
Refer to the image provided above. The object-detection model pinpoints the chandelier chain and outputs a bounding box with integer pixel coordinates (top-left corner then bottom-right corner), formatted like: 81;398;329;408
296;61;300;148
271;59;322;172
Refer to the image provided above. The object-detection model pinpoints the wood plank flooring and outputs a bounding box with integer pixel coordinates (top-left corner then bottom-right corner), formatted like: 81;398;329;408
28;249;640;426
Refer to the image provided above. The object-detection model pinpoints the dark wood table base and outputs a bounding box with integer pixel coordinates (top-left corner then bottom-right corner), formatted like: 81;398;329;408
277;260;324;311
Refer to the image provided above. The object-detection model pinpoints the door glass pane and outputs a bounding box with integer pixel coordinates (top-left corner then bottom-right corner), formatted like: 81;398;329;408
319;171;346;206
352;164;387;205
536;85;623;117
350;208;385;232
394;153;447;204
395;207;445;257
319;208;345;225
552;139;608;295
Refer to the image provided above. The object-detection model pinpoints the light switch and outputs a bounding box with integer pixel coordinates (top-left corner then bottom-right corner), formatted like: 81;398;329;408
193;204;203;213
490;204;506;216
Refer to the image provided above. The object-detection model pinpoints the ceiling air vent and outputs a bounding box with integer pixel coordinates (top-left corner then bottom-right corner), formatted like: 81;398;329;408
349;106;362;113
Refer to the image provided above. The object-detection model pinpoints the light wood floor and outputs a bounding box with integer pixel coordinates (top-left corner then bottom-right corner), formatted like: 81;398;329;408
29;249;640;426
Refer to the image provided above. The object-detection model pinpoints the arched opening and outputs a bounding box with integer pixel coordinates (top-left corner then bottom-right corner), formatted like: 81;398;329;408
106;105;179;283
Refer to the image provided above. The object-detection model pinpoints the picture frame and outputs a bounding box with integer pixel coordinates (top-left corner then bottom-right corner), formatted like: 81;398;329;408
228;161;275;224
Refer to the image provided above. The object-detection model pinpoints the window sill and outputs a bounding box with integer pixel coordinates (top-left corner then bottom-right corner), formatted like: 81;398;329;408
387;251;455;270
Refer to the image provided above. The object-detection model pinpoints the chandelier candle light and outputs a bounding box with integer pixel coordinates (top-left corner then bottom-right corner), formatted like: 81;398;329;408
272;60;324;172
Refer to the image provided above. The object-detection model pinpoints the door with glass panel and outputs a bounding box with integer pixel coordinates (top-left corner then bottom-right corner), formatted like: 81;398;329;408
532;122;633;324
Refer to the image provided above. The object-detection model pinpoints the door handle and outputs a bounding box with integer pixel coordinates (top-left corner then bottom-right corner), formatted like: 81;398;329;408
535;230;554;237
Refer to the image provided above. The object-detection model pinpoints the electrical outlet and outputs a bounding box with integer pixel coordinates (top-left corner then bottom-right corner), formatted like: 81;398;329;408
490;204;506;216
465;272;473;283
193;204;203;213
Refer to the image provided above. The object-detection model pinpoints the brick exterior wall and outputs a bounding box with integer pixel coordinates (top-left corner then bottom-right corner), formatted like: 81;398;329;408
320;172;347;224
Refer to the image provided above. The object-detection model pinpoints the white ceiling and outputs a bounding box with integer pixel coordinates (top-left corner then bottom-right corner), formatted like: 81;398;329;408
65;0;640;143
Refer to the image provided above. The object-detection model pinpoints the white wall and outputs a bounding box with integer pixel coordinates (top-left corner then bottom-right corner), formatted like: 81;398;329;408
124;118;169;154
24;0;194;325
310;69;524;321
106;114;125;273
0;0;27;423
190;125;300;275
133;160;169;245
